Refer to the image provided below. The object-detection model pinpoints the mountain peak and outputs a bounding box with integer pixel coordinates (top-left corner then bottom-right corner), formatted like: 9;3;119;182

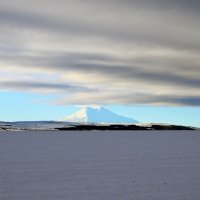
63;106;138;124
83;105;103;111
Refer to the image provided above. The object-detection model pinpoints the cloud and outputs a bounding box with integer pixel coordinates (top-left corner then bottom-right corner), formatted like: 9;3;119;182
0;0;200;106
0;80;92;93
55;91;200;106
2;50;199;88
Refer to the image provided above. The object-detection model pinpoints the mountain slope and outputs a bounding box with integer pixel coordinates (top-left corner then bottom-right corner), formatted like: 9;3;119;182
63;107;138;123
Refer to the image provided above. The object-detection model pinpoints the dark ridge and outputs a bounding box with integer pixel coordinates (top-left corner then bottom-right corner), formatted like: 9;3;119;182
56;124;197;131
56;124;146;131
151;125;195;130
0;122;198;131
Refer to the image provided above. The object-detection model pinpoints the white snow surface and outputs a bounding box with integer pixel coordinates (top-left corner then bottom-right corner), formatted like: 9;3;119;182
0;131;200;200
63;106;138;123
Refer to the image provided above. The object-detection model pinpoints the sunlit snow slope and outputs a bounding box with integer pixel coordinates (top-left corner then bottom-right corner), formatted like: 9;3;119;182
63;107;138;123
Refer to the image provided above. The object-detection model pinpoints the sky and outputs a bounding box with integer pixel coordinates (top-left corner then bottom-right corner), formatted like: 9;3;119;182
0;0;199;126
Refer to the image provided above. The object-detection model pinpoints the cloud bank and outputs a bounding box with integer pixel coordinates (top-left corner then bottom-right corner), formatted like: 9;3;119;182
0;0;200;106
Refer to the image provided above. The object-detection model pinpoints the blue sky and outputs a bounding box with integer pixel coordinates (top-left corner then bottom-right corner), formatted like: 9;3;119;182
0;0;199;127
1;92;199;127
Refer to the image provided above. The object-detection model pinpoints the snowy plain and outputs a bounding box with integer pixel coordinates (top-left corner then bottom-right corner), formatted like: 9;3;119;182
0;131;200;200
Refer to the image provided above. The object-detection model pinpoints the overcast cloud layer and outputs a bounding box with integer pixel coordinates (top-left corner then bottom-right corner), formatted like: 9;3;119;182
0;0;200;106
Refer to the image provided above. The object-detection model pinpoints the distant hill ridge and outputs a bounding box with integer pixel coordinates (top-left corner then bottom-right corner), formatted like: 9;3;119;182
0;121;198;131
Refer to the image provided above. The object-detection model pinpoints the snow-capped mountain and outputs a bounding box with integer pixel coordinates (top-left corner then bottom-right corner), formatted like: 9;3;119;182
63;106;138;124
